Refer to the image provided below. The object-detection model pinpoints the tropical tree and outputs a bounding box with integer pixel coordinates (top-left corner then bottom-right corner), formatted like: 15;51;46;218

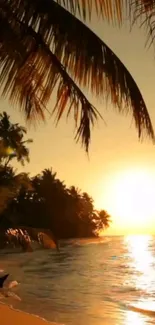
93;209;112;234
0;168;32;221
0;113;60;251
6;168;65;247
0;0;154;152
0;167;59;251
0;112;32;167
9;168;112;241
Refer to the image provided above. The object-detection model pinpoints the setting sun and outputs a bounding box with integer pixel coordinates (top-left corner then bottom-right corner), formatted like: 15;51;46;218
97;168;155;234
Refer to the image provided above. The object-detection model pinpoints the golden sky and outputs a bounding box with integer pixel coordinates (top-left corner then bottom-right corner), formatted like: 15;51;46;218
2;17;155;235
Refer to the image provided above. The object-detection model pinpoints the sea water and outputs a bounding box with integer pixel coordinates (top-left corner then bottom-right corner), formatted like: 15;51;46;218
0;235;155;325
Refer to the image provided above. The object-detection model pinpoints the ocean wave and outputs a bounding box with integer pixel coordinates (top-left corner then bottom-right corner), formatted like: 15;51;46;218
105;296;155;318
112;286;140;293
71;237;112;246
127;304;155;317
1;236;155;325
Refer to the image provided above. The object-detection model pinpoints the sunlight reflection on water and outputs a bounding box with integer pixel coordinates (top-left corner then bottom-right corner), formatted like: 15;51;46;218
1;235;155;325
125;310;145;325
124;235;155;325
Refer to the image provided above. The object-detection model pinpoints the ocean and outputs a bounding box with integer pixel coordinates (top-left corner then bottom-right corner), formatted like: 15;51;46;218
0;235;155;325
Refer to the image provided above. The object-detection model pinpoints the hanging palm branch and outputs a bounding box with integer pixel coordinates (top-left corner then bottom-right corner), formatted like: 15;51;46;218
128;0;155;47
0;0;154;151
56;0;124;22
56;1;155;46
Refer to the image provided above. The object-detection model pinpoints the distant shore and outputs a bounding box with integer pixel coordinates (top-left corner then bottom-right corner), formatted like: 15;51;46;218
0;303;56;325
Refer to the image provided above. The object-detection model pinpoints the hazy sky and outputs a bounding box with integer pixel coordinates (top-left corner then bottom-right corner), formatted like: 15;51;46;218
2;15;155;235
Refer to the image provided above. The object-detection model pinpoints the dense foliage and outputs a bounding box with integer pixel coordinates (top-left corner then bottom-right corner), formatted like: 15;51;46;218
0;113;111;251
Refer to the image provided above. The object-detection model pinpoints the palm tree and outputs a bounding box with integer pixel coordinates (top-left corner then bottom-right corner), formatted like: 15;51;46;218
0;112;32;166
0;166;59;251
94;209;112;231
0;169;32;225
0;1;154;151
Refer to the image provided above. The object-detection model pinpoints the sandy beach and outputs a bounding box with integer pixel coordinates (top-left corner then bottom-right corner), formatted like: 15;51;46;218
0;303;55;325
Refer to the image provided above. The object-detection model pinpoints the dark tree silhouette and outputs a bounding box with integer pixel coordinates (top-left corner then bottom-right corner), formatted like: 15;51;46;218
5;168;112;244
0;116;112;252
0;112;32;167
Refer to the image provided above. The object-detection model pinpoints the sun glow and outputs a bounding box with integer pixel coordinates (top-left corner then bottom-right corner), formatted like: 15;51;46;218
124;235;155;324
97;168;155;234
125;234;154;276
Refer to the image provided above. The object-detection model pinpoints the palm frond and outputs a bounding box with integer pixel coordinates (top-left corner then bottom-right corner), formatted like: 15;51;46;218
57;0;155;52
128;0;155;47
129;0;155;15
0;0;154;150
0;5;99;151
56;0;123;23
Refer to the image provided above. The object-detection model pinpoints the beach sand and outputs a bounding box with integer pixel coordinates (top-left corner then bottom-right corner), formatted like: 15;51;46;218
0;303;55;325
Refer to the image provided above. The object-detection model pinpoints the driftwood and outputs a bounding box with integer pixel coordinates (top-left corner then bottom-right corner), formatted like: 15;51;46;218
0;226;59;252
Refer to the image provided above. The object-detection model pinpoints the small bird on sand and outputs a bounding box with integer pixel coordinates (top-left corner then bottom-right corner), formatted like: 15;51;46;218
0;274;9;288
0;274;20;300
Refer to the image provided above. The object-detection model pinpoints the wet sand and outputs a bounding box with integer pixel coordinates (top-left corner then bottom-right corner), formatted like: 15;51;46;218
0;303;56;325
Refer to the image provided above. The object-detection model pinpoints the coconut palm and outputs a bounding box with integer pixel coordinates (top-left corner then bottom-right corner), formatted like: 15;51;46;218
0;170;32;215
0;166;59;251
0;112;32;166
97;210;111;230
0;0;155;152
93;209;112;232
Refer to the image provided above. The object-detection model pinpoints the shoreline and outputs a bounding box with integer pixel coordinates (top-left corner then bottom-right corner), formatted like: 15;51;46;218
0;302;58;325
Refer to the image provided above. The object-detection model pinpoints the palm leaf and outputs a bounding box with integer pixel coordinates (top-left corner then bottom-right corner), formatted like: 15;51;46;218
128;0;155;47
56;0;123;22
0;0;154;151
58;0;155;50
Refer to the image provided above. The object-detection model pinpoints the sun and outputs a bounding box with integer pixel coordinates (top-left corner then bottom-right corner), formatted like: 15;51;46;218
99;168;155;234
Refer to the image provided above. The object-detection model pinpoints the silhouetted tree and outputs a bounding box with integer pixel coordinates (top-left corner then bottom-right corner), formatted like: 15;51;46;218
0;112;32;167
9;168;112;241
0;111;112;251
93;210;112;234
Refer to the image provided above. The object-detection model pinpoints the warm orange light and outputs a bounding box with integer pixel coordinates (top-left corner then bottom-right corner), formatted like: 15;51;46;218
96;168;155;234
124;235;155;324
